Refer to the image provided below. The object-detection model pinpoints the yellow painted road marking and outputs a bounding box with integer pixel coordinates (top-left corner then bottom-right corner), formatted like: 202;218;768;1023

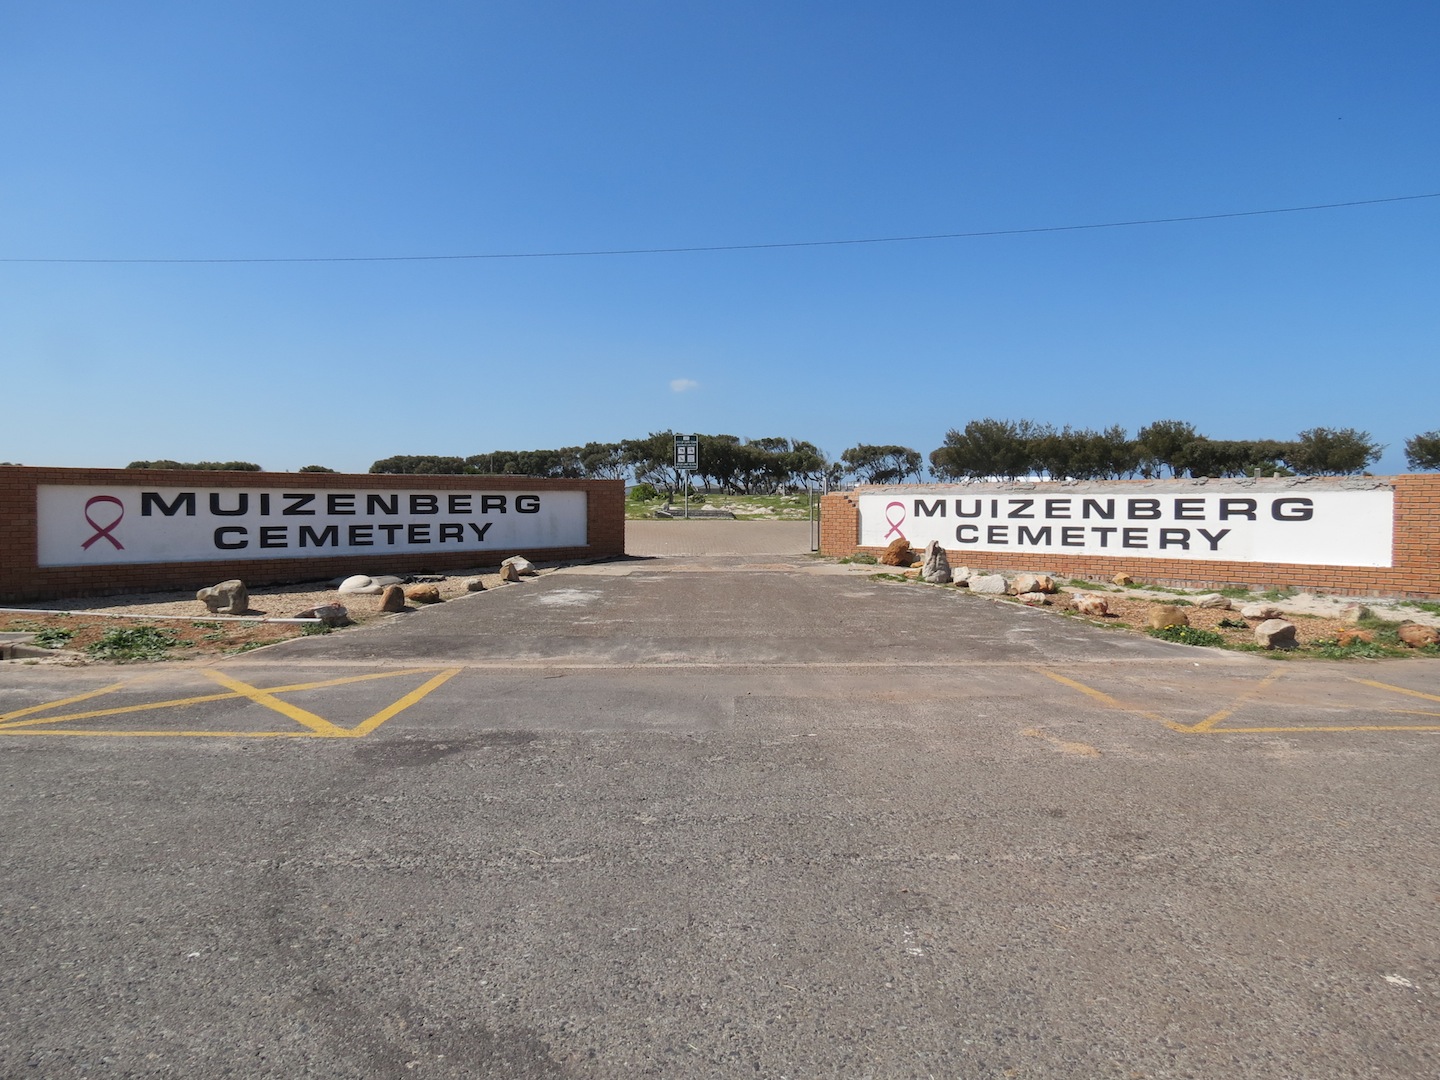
1031;665;1440;736
1349;678;1440;705
350;669;462;737
1187;668;1288;732
0;682;128;726
202;670;351;737
0;667;462;739
1032;668;1187;731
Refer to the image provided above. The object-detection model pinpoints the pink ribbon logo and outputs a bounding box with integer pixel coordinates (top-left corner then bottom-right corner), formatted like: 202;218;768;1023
82;495;125;551
883;500;907;540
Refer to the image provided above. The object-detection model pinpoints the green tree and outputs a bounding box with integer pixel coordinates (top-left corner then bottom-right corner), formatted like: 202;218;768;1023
1287;428;1383;476
298;464;336;473
930;419;1044;481
1135;420;1199;478
841;444;923;484
368;455;467;474
126;460;263;471
1404;431;1440;471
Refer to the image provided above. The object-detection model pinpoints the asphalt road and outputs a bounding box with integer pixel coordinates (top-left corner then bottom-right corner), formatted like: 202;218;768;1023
2;549;1438;1079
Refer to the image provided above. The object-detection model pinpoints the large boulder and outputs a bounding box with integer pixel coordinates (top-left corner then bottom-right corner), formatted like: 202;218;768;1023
951;566;972;586
969;574;1009;596
1147;605;1190;630
499;562;522;583
1015;592;1049;605
1112;573;1134;586
502;555;538;576
1074;593;1109;617
463;577;487;593
197;579;248;615
378;584;407;612
1337;629;1375;647
878;538;912;567
1398;623;1440;648
1254;619;1297;649
920;541;952;584
405;583;442;604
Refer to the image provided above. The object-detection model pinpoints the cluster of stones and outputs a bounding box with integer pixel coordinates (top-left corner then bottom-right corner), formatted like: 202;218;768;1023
194;555;543;625
875;539;1440;651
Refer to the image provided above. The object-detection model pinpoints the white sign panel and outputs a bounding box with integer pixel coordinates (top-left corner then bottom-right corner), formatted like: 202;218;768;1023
37;485;588;567
859;489;1394;568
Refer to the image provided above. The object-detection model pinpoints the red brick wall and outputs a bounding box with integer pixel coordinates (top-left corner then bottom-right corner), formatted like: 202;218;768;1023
0;467;625;603
821;475;1440;599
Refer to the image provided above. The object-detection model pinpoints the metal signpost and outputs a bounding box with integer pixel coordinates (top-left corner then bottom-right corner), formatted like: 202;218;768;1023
673;434;699;520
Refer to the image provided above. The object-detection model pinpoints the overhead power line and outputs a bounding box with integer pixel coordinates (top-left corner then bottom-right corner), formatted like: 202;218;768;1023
3;191;1437;265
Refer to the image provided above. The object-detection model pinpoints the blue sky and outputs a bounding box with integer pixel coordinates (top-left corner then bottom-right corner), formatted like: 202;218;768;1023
3;1;1437;475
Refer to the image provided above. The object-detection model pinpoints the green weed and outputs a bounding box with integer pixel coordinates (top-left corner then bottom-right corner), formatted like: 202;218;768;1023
1147;625;1225;647
30;627;75;649
86;625;180;661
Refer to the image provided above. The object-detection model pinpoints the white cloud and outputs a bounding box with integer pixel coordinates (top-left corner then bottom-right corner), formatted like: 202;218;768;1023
670;378;699;393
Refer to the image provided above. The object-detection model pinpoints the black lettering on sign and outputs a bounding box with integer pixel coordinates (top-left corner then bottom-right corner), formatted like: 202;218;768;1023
410;494;439;515
1061;526;1084;546
1128;499;1160;520
260;526;287;548
1198;528;1230;551
378;523;404;543
481;495;507;513
516;495;540;514
1173;498;1205;520
448;494;472;514
987;525;1009;545
1272;497;1314;521
1123;528;1147;548
141;491;196;517
1093;526;1117;547
1007;499;1034;519
283;493;315;515
1159;528;1190;550
1083;499;1114;520
214;526;247;549
328;494;356;515
467;522;493;542
1219;498;1256;521
955;524;978;543
439;523;464;542
300;525;339;548
210;492;248;516
1017;525;1051;545
408;523;431;543
367;494;399;515
260;493;270;515
1045;498;1071;519
914;499;945;518
348;525;373;546
956;499;982;519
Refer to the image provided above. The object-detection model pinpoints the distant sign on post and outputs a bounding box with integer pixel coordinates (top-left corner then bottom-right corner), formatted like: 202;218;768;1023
674;434;699;471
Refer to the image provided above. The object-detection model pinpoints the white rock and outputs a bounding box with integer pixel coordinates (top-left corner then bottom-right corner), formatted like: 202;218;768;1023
969;574;1009;595
1254;619;1297;649
1192;594;1231;609
1011;573;1055;595
1074;593;1109;617
1240;603;1283;620
501;556;537;576
338;575;383;595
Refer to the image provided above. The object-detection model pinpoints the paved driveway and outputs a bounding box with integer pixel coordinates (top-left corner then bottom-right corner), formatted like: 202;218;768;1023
3;551;1439;1078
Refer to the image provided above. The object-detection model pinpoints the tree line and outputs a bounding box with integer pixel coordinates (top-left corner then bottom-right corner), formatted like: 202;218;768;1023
930;419;1394;480
111;423;1440;482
